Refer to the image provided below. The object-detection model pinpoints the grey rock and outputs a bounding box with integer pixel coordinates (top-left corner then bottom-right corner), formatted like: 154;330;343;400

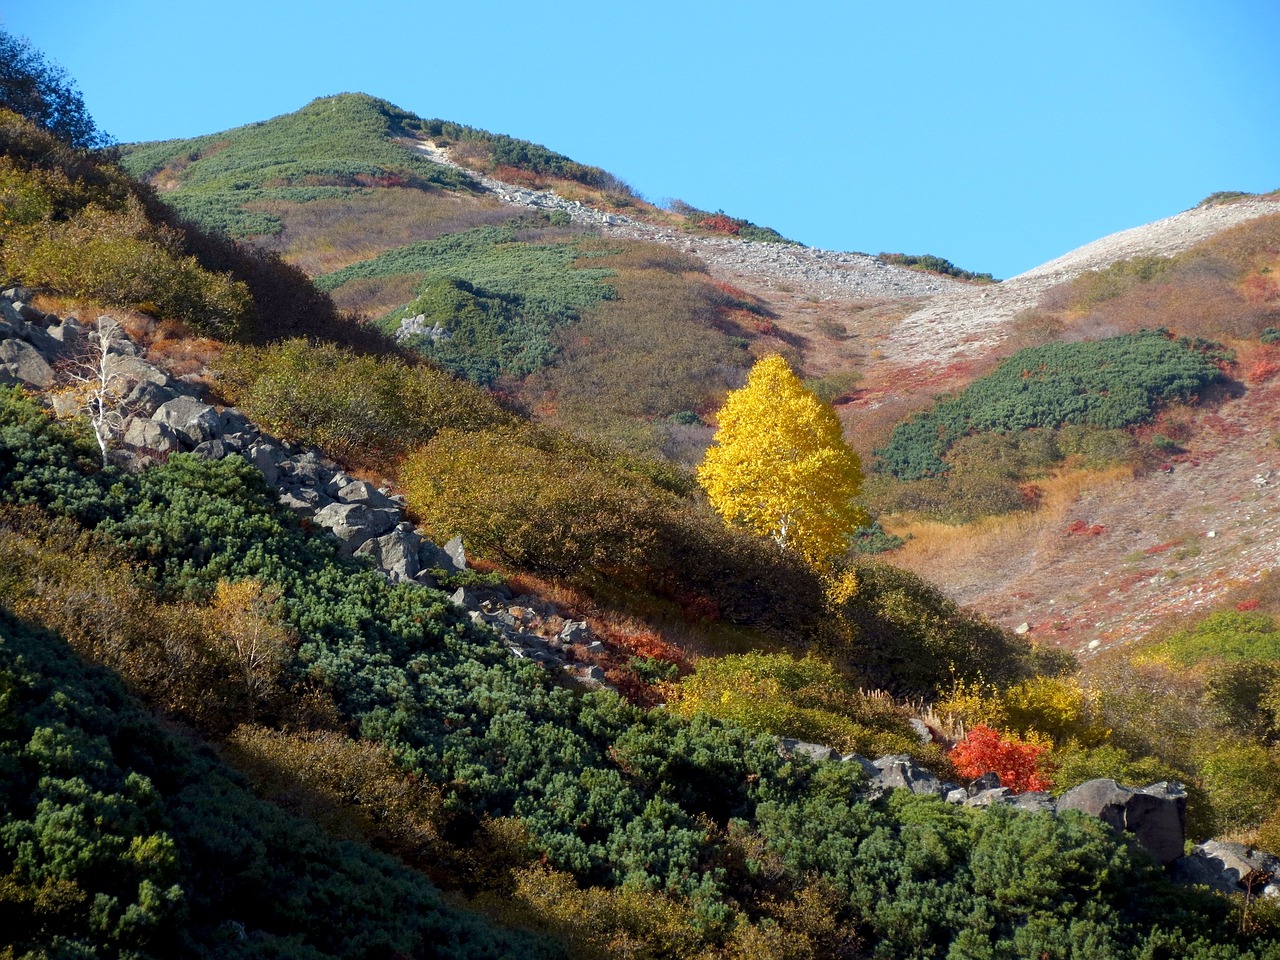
190;439;228;461
909;718;933;744
312;502;388;554
289;486;333;509
450;587;478;608
46;317;86;350
281;452;330;486
946;788;969;804
153;396;219;446
780;738;841;762
19;321;61;357
485;609;520;631
1058;779;1186;865
965;787;1013;808
12;301;47;324
122;417;182;454
0;319;15;340
560;621;590;644
277;491;316;514
0;339;53;387
50;391;82;418
218;407;252;436
354;525;422;583
442;535;467;571
325;471;355;496
220;432;250;452
245;441;284;485
413;569;439;589
579;665;607;683
336;479;396;510
874;754;945;796
1175;841;1280;897
106;353;169;387
125;381;179;417
969;772;1002;794
1010;791;1057;814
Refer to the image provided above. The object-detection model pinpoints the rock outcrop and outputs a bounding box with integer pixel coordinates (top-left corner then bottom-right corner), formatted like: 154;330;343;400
0;296;614;692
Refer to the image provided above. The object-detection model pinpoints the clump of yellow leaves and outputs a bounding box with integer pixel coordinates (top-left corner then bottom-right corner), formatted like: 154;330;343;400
697;354;865;568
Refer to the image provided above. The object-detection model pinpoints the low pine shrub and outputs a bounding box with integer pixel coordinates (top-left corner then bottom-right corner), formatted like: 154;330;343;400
875;331;1221;480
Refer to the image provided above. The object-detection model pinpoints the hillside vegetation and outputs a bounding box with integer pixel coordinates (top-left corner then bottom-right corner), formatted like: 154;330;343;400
7;39;1280;958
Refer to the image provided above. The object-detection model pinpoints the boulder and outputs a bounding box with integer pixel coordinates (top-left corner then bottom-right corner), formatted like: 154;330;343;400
45;317;86;351
0;339;53;387
277;491;316;515
312;502;394;554
11;301;48;324
1057;779;1186;865
560;621;590;644
126;381;179;417
1174;841;1280;897
325;471;355;496
106;353;170;387
217;407;252;437
965;787;1013;808
245;440;285;485
449;587;478;609
353;523;422;583
873;754;946;797
280;451;331;486
779;738;841;762
442;535;467;572
1010;791;1057;814
336;479;396;510
153;396;220;446
122;417;182;455
191;439;228;461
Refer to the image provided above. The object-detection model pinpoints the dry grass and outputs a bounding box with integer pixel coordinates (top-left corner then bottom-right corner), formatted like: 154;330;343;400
328;273;426;319
884;465;1132;580
250;190;513;275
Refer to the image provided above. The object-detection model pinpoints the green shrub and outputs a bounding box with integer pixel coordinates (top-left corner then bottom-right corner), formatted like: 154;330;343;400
218;339;512;462
827;559;1066;696
877;252;996;282
118;93;474;239
3;199;252;337
666;652;932;761
400;426;670;578
875;332;1221;480
1144;611;1280;667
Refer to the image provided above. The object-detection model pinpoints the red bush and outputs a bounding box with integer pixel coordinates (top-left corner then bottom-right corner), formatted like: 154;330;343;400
697;213;741;235
1237;598;1262;612
950;724;1053;794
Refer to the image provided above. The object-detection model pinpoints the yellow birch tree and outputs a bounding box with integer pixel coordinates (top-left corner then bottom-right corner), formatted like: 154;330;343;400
697;354;865;567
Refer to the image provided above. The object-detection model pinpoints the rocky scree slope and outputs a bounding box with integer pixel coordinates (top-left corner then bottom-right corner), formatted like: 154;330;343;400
411;139;961;301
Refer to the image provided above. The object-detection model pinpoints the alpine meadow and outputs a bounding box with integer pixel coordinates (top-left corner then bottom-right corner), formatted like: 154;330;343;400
4;23;1280;960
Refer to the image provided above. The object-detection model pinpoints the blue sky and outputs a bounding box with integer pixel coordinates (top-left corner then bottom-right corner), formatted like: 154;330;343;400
5;1;1277;279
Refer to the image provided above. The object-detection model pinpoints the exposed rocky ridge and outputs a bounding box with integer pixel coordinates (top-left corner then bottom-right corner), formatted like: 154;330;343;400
877;196;1280;368
410;140;962;300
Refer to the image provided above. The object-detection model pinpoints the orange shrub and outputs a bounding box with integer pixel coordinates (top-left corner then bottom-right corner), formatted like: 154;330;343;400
950;724;1053;793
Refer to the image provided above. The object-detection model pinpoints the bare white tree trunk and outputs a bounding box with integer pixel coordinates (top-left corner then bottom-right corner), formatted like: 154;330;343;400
59;316;131;467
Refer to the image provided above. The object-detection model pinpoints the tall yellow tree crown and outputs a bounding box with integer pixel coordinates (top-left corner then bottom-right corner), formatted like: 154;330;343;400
697;354;865;567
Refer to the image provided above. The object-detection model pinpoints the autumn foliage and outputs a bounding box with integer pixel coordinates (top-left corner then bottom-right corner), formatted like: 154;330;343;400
950;724;1053;794
698;354;866;567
